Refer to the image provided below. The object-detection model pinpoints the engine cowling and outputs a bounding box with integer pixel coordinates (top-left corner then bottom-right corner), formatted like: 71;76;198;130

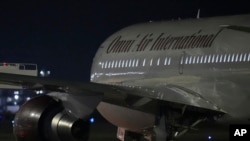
13;95;90;141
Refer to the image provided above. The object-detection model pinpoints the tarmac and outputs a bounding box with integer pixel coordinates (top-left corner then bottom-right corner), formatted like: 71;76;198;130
0;119;230;141
0;117;15;141
1;111;231;141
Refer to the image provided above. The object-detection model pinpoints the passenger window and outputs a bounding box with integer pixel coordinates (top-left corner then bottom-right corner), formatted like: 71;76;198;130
125;60;128;67
239;53;243;62
211;55;215;63
114;60;118;68
223;54;227;62
122;60;125;68
200;56;204;63
164;57;168;65
180;56;184;65
243;53;247;62
204;55;207;63
231;54;235;62
227;54;231;62
100;62;103;69
108;61;111;68
136;59;139;67
185;57;188;64
235;53;239;62
168;57;171;65
192;56;196;64
104;61;108;68
196;56;200;64
157;58;160;66
207;55;211;63
132;59;135;67
143;59;146;67
118;60;121;68
111;60;114;68
150;58;153;66
215;54;219;63
219;54;223;63
189;56;192;64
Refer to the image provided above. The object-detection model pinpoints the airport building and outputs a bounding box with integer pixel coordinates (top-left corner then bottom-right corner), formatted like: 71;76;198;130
0;63;43;115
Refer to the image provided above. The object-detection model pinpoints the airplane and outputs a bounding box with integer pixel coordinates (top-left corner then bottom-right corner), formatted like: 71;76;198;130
1;14;250;141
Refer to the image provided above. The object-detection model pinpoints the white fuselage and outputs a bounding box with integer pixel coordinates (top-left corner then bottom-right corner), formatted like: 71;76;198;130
91;14;250;126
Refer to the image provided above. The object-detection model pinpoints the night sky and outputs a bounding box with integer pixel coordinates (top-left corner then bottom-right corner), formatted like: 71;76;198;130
0;0;249;81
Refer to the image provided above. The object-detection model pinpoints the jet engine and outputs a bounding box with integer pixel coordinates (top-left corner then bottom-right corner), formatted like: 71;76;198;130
13;95;90;141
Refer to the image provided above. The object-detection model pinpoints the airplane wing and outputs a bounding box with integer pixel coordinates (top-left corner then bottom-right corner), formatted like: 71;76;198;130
0;72;225;113
0;72;225;141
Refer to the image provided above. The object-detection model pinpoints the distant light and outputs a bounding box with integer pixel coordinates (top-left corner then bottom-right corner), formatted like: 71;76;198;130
7;97;13;102
174;132;179;137
14;102;17;105
208;135;212;140
40;70;45;77
30;113;35;117
47;70;51;75
14;91;19;95
36;90;44;94
26;97;31;101
40;69;51;77
12;120;15;124
14;95;19;100
89;117;95;123
3;62;7;66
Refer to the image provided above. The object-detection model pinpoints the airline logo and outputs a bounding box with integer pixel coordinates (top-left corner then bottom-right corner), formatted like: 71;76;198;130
106;29;223;54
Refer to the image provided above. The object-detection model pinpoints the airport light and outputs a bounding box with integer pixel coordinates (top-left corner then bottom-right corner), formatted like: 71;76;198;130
208;135;212;140
14;90;19;95
89;117;95;123
14;95;19;100
35;90;44;94
40;69;51;77
26;97;31;101
47;70;51;75
7;97;13;102
174;132;179;137
40;70;45;77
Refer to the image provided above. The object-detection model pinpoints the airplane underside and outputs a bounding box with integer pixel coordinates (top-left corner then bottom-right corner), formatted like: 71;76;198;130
97;97;226;141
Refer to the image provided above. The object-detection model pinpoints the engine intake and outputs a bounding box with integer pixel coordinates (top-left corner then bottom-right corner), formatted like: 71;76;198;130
13;95;90;141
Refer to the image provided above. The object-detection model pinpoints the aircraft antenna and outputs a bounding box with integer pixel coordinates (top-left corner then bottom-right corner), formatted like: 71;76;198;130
196;9;200;19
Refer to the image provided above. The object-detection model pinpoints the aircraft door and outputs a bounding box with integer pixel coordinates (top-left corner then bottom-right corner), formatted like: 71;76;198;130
179;51;185;74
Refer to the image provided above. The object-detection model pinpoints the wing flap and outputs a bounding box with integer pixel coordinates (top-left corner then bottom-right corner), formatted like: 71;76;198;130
111;84;226;113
